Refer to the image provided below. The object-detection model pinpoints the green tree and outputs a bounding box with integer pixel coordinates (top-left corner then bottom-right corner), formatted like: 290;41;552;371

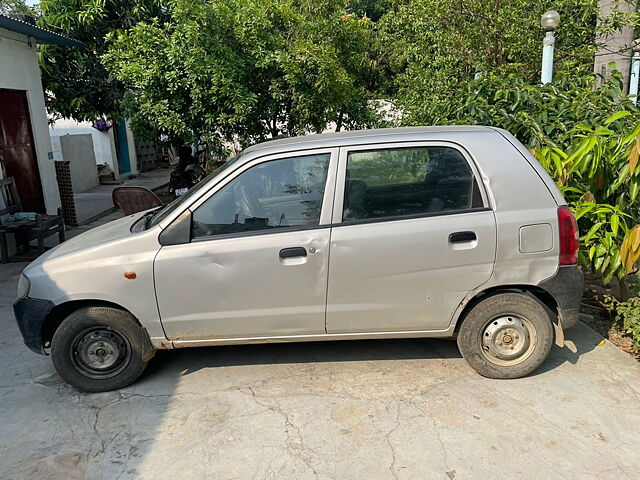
102;0;379;149
376;0;636;124
37;0;167;122
0;0;33;15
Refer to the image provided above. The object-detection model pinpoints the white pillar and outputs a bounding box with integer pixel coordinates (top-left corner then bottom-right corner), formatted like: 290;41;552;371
541;31;556;85
630;51;640;104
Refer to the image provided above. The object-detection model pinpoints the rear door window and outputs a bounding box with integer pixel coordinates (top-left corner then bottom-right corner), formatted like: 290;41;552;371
343;146;484;222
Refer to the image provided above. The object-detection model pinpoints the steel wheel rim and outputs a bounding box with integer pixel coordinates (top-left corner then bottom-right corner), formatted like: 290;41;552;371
70;327;131;379
479;314;537;367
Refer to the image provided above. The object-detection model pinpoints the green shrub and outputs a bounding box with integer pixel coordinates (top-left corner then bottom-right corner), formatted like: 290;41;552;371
534;116;640;284
405;70;640;151
604;293;640;349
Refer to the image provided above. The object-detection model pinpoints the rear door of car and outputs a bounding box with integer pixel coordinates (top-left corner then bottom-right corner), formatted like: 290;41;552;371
325;141;497;334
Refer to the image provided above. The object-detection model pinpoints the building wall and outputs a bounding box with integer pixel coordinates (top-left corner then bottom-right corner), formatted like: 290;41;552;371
107;128;120;179
50;118;140;180
59;133;99;192
594;0;638;91
50;118;114;168
0;27;60;214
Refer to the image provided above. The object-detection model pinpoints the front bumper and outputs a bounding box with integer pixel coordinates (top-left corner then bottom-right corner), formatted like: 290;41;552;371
13;297;55;355
538;265;584;329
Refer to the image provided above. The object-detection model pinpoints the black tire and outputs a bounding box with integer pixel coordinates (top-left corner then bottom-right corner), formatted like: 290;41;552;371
51;306;150;392
456;293;554;379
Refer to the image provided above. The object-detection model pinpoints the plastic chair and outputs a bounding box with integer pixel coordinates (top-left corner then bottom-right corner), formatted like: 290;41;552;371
112;186;162;216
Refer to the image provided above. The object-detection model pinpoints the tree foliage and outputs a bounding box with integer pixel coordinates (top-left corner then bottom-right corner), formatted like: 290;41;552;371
0;0;33;15
408;70;639;148
376;0;640;124
535;114;640;284
37;0;166;121
101;0;378;148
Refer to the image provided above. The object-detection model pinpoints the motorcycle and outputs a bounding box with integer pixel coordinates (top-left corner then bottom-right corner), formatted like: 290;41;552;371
168;147;206;197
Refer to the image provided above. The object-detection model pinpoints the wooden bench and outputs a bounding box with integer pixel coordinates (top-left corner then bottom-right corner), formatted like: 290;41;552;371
0;177;65;263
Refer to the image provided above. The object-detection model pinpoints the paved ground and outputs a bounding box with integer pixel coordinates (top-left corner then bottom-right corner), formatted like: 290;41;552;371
74;168;169;224
1;263;640;478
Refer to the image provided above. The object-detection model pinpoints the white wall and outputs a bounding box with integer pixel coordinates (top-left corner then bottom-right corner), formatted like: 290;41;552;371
0;27;60;214
59;133;100;192
50;118;140;179
50;118;115;170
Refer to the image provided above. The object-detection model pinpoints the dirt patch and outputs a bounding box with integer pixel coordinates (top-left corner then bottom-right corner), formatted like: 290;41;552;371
580;272;640;361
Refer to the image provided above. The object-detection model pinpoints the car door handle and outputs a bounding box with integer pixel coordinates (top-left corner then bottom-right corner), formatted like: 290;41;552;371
449;231;477;243
279;247;307;259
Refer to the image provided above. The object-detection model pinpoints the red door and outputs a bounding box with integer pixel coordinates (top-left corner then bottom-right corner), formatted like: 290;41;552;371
0;89;45;213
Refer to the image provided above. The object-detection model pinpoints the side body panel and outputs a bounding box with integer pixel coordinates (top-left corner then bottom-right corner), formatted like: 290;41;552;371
447;131;561;329
24;213;166;341
154;228;331;340
495;128;566;206
461;132;560;287
326;211;497;332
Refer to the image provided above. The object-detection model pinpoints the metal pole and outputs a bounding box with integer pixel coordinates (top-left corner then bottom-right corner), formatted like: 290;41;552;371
630;51;640;105
541;30;556;85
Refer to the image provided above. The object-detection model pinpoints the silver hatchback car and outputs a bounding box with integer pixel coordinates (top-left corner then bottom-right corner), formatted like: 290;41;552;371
14;126;583;392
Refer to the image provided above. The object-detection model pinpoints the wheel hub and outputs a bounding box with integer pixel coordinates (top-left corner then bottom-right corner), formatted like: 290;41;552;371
482;316;530;361
75;330;126;373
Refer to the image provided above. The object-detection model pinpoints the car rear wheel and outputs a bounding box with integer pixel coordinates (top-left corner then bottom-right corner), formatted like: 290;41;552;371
456;293;554;379
51;306;151;392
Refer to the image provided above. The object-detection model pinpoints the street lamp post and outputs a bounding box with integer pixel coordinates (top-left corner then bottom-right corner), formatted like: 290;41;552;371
541;10;561;85
629;40;640;105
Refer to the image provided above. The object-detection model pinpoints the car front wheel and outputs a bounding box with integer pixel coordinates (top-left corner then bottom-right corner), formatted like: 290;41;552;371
457;293;554;379
51;306;151;392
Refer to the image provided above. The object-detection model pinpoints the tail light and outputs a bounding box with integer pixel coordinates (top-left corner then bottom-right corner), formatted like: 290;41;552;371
557;206;579;265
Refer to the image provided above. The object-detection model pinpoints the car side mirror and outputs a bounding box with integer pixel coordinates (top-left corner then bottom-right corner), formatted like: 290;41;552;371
158;209;192;246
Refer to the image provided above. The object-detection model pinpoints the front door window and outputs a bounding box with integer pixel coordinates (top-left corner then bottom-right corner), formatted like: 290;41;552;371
192;153;331;239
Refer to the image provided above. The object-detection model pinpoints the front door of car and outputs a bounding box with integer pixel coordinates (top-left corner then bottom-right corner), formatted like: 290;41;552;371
154;149;337;341
326;143;497;334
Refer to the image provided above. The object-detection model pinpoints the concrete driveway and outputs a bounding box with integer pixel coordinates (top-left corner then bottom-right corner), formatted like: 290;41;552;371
1;262;640;480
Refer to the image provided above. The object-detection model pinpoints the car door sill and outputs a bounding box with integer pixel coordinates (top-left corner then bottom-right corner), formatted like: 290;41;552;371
164;328;456;349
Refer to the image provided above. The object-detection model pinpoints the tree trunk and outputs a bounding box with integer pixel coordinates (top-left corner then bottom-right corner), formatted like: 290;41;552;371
335;111;344;132
619;275;633;301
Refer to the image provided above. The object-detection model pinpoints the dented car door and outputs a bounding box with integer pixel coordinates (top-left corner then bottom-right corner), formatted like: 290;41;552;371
154;149;338;341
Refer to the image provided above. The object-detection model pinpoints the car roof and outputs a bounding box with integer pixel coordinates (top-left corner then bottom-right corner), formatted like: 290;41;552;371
243;126;496;154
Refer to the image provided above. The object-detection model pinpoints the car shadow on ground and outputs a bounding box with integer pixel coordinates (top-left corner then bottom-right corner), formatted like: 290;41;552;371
529;323;600;376
141;323;599;382
143;337;463;379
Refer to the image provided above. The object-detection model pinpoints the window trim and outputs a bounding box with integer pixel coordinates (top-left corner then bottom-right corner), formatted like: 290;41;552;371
191;222;331;243
336;206;492;229
332;141;492;225
188;148;339;242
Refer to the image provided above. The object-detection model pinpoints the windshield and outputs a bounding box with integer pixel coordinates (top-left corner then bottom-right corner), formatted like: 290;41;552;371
147;154;243;229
